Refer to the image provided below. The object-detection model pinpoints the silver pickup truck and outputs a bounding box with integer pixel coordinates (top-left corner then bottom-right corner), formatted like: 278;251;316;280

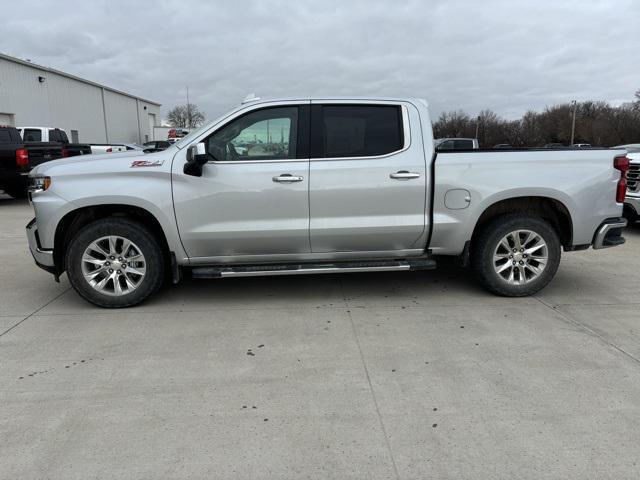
26;97;629;308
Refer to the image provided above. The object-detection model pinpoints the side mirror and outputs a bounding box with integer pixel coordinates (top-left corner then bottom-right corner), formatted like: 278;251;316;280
184;142;208;176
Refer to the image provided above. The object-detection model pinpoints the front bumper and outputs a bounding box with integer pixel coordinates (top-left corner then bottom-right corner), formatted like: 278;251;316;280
592;217;627;249
624;194;640;218
26;218;56;274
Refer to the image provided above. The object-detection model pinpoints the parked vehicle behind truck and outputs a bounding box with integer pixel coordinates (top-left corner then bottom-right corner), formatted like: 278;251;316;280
0;126;63;198
623;150;640;223
90;144;129;154
19;127;91;157
434;138;479;150
26;97;628;308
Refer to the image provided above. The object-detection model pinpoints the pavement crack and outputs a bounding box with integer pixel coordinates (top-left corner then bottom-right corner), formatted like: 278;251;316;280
535;296;640;366
340;280;401;480
0;287;71;339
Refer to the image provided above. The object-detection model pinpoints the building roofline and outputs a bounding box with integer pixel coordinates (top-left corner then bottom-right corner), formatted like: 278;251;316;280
0;52;161;106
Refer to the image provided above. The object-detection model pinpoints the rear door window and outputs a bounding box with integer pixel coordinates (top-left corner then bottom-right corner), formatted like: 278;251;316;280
315;105;403;158
49;129;68;142
48;129;60;142
23;129;42;142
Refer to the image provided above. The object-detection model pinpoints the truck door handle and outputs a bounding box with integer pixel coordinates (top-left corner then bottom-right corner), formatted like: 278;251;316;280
272;174;304;183
390;171;420;180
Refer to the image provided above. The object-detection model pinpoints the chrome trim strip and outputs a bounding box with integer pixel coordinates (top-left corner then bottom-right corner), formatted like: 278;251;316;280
219;264;411;277
209;158;307;165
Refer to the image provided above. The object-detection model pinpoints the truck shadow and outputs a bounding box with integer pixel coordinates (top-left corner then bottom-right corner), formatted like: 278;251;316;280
143;257;491;310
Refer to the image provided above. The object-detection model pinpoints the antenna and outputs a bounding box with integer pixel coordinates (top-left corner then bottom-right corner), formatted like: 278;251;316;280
242;93;261;104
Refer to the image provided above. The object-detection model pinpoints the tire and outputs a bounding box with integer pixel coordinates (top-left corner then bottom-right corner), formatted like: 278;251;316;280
65;217;165;308
471;214;561;297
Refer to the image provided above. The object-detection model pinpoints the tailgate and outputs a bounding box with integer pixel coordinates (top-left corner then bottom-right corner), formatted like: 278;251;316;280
24;143;64;169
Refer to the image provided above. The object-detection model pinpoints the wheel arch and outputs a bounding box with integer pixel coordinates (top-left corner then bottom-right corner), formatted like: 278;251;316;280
470;196;574;249
53;204;171;274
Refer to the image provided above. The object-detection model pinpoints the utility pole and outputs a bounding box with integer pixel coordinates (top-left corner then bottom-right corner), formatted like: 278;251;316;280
475;115;480;140
186;86;191;129
570;100;577;146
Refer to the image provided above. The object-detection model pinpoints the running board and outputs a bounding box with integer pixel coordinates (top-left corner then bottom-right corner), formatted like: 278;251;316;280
191;259;436;279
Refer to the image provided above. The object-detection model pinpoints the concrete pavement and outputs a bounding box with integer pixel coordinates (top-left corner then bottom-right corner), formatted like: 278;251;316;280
1;195;640;479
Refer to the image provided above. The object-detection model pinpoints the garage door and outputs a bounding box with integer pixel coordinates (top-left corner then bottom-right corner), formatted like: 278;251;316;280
0;113;14;126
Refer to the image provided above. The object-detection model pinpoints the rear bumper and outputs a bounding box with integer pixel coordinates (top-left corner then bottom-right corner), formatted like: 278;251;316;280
592;217;627;249
26;218;56;274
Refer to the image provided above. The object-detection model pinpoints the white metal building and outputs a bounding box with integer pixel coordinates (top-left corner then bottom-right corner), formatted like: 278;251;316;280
0;53;161;144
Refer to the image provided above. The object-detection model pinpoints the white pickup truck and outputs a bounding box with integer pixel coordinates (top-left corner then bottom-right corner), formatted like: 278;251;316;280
19;126;91;157
26;96;628;308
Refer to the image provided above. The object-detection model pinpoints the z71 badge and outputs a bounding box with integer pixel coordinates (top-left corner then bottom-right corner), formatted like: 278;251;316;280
130;160;162;168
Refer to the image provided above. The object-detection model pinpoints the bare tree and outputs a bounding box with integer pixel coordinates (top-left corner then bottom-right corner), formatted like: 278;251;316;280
434;90;640;148
167;103;205;129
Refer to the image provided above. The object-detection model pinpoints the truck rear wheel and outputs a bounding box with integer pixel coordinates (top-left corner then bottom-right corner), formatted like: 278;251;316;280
471;214;561;296
65;218;165;308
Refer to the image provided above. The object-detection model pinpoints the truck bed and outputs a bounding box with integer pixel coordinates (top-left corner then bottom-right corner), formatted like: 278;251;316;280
430;148;625;255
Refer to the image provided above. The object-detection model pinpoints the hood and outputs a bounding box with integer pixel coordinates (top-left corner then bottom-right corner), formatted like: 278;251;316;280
30;150;141;176
628;151;640;163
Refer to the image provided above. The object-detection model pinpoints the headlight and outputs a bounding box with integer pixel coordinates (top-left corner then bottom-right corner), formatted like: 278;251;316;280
29;176;52;193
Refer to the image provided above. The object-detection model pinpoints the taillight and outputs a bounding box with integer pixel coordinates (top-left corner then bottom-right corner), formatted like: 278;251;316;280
15;148;29;167
61;148;69;157
614;154;630;203
106;147;112;153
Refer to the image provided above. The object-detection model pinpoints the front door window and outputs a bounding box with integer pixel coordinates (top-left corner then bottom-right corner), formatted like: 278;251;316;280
205;107;298;161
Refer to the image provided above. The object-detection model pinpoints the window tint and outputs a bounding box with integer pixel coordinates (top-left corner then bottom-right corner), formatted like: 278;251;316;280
48;129;60;142
320;105;403;158
49;129;69;143
0;130;11;143
437;140;455;150
23;129;42;142
206;107;297;161
453;139;473;149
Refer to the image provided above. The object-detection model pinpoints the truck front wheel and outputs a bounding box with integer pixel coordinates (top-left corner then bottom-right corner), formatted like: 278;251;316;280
65;218;165;308
471;214;561;296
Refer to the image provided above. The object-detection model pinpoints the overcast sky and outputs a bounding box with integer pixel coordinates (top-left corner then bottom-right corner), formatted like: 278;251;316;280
2;0;639;122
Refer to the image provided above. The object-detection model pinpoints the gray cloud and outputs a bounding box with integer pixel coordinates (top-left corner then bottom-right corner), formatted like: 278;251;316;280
2;0;638;121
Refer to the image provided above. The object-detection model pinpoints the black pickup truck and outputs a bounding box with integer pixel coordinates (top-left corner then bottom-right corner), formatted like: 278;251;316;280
20;127;91;157
0;126;63;198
